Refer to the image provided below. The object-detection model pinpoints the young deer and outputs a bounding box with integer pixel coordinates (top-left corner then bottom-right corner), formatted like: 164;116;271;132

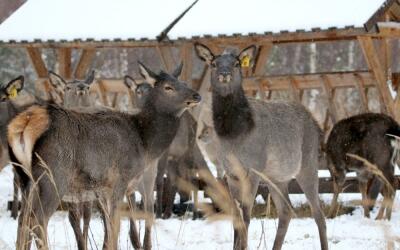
47;70;95;250
195;43;327;250
326;113;399;220
8;62;201;250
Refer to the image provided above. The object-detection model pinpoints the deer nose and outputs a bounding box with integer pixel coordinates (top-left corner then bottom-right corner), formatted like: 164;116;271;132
218;72;232;83
77;90;86;96
192;93;201;103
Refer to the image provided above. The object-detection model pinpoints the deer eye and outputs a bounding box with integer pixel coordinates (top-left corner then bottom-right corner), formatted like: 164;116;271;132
164;85;174;92
65;86;71;91
211;62;217;68
234;61;240;67
0;96;6;102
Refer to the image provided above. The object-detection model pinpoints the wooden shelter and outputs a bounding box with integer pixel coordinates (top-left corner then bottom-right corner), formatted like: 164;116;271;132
1;0;400;127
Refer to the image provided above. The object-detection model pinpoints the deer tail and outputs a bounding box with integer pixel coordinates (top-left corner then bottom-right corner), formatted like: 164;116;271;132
7;105;50;173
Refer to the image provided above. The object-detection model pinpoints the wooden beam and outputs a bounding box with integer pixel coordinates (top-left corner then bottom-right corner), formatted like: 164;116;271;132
157;45;176;72
288;77;301;102
320;75;339;124
253;43;273;76
376;22;400;38
180;42;193;84
75;48;96;79
358;36;394;116
58;48;72;78
353;74;369;112
4;27;369;49
26;47;48;77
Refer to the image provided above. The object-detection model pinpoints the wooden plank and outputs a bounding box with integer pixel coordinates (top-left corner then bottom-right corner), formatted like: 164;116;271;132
288;77;301;102
376;21;400;37
353;74;369;112
34;71;377;96
358;36;394;116
26;47;48;77
180;42;193;83
74;48;96;79
157;45;176;72
58;48;72;78
253;43;273;76
320;75;339;123
5;28;369;49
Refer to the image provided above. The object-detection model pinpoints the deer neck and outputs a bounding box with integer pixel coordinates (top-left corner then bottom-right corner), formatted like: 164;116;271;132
211;86;254;140
135;104;180;158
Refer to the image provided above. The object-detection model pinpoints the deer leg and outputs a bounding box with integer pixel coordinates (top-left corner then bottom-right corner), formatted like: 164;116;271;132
359;180;371;218
366;176;382;212
296;166;328;250
100;195;121;250
327;176;343;218
68;203;86;250
16;183;33;250
128;192;142;249
156;154;167;218
82;201;91;250
269;182;293;250
163;159;178;219
11;170;20;219
141;162;158;250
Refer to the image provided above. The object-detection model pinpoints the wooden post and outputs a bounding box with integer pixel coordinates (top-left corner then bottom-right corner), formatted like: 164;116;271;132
320;75;339;124
180;42;193;84
26;47;51;98
75;48;96;79
289;77;301;102
58;48;72;79
358;36;394;116
253;43;273;77
157;45;175;72
353;73;369;112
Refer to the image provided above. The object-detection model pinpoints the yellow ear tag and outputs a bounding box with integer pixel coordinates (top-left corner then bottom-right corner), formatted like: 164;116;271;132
8;87;18;99
241;55;250;68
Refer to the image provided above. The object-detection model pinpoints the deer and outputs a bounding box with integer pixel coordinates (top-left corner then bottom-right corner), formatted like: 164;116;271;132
326;113;399;220
45;70;96;250
0;76;25;220
123;75;214;243
7;61;201;250
195;43;328;250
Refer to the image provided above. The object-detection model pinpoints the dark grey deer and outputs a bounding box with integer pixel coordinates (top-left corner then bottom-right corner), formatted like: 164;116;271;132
195;43;328;250
326;113;399;220
8;61;200;250
47;70;96;250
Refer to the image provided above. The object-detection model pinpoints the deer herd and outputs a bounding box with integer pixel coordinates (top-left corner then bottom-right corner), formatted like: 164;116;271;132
0;43;398;250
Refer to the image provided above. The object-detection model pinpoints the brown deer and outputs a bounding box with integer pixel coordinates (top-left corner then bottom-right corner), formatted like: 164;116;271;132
8;61;201;250
195;43;327;250
326;113;399;220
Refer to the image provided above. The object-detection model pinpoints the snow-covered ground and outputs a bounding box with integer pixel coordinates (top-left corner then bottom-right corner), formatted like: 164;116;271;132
0;165;399;250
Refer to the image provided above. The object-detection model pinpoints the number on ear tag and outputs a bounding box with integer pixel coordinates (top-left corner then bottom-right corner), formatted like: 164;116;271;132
241;55;250;68
8;86;18;99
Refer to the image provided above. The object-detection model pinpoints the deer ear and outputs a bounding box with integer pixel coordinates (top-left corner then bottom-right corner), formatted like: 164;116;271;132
48;71;67;97
5;75;24;99
194;43;214;65
124;75;138;92
172;62;183;78
85;70;95;85
238;45;256;68
138;61;157;87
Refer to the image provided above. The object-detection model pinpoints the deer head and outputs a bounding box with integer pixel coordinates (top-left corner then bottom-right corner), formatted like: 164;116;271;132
48;71;95;109
195;43;256;97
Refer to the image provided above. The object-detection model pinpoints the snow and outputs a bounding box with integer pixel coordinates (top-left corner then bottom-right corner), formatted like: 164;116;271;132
0;165;399;249
0;0;386;42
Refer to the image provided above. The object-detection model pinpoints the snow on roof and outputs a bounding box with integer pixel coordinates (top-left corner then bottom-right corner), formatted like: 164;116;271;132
0;0;386;42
